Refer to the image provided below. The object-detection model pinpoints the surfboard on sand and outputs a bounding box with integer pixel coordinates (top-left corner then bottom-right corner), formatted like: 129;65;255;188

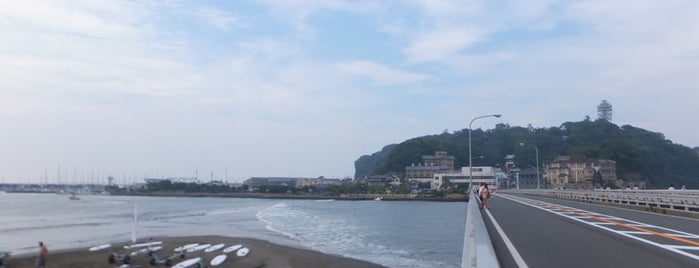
89;244;111;251
174;243;199;252
222;244;242;253
130;246;162;256
123;241;162;249
172;257;201;268
186;244;211;253
236;247;250;257
210;254;227;266
204;243;225;253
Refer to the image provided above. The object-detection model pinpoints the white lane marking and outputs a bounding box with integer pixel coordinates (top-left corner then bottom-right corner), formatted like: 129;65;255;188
620;231;651;235
668;245;699;250
508;196;699;237
627;224;652;227
483;208;529;268
498;194;699;262
665;233;699;239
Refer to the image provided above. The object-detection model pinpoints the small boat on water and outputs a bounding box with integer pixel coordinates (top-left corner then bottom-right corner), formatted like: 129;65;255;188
374;196;383;201
69;195;80;200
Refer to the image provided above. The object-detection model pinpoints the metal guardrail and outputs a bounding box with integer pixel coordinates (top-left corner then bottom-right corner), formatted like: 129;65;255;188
505;189;699;215
462;191;499;268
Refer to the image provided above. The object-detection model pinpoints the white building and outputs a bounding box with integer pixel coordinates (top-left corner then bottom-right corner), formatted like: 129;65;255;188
431;166;504;190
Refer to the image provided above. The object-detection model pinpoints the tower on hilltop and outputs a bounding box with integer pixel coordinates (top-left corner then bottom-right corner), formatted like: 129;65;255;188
597;100;612;121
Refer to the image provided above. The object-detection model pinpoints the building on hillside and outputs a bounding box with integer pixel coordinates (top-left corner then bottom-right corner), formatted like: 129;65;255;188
544;156;617;189
511;168;541;189
243;177;299;191
405;151;456;182
361;175;401;187
503;154;515;172
296;177;343;188
431;166;505;190
423;151;456;169
405;164;443;182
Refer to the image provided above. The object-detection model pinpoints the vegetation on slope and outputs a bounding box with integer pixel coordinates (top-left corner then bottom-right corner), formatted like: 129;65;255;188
355;119;699;188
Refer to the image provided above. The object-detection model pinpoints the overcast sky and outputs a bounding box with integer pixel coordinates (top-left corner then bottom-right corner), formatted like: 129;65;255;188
1;0;697;184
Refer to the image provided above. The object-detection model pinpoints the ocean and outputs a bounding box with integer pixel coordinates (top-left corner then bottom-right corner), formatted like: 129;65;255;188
0;192;466;268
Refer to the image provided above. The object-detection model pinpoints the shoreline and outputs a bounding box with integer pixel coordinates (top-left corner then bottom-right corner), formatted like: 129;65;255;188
6;235;387;268
113;191;469;202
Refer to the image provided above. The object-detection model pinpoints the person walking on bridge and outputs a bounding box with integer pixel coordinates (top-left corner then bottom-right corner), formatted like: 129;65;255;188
479;183;491;209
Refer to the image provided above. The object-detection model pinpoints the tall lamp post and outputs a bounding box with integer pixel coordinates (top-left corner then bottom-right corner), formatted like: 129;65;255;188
520;143;540;189
470;156;484;187
468;114;501;191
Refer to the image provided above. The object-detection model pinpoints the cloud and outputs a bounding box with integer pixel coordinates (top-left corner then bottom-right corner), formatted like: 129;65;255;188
404;27;487;63
193;6;242;31
0;1;207;102
2;0;699;182
0;1;142;39
337;60;430;85
255;0;380;15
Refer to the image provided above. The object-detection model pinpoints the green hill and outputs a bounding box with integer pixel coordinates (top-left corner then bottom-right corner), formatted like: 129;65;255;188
354;119;699;188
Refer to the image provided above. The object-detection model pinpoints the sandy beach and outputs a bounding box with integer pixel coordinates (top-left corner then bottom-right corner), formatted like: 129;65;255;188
4;236;387;268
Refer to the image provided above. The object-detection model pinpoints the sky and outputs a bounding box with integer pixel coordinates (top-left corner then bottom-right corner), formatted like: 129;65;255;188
1;0;698;184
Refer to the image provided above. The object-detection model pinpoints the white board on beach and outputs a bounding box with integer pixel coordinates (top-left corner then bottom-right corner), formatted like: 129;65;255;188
204;243;225;253
129;245;162;256
236;247;250;257
210;254;227;266
174;243;199;252
186;243;211;253
172;257;201;268
123;241;162;249
222;244;242;253
88;243;111;251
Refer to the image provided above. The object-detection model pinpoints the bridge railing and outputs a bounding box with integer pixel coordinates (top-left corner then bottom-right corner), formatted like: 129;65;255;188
462;190;499;268
505;189;699;216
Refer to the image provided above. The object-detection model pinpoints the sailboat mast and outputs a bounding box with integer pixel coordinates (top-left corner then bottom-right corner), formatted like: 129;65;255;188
131;203;138;243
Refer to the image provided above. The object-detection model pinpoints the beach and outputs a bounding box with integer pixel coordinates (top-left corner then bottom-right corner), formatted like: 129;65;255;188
5;235;387;268
1;193;465;268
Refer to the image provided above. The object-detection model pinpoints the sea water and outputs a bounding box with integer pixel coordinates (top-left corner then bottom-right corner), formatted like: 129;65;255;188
0;192;466;268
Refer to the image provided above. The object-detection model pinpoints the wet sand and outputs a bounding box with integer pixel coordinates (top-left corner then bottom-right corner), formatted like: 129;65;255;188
5;235;386;268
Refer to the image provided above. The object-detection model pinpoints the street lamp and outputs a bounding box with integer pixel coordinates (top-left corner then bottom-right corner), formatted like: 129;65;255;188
519;143;540;189
468;114;501;191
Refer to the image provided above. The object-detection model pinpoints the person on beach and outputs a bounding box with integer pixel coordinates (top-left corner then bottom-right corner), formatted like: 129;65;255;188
36;242;48;268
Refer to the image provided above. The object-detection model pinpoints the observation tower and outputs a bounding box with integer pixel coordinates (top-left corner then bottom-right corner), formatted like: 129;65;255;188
597;100;612;121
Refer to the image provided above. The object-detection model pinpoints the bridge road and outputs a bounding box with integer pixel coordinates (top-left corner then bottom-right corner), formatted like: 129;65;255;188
481;192;699;268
